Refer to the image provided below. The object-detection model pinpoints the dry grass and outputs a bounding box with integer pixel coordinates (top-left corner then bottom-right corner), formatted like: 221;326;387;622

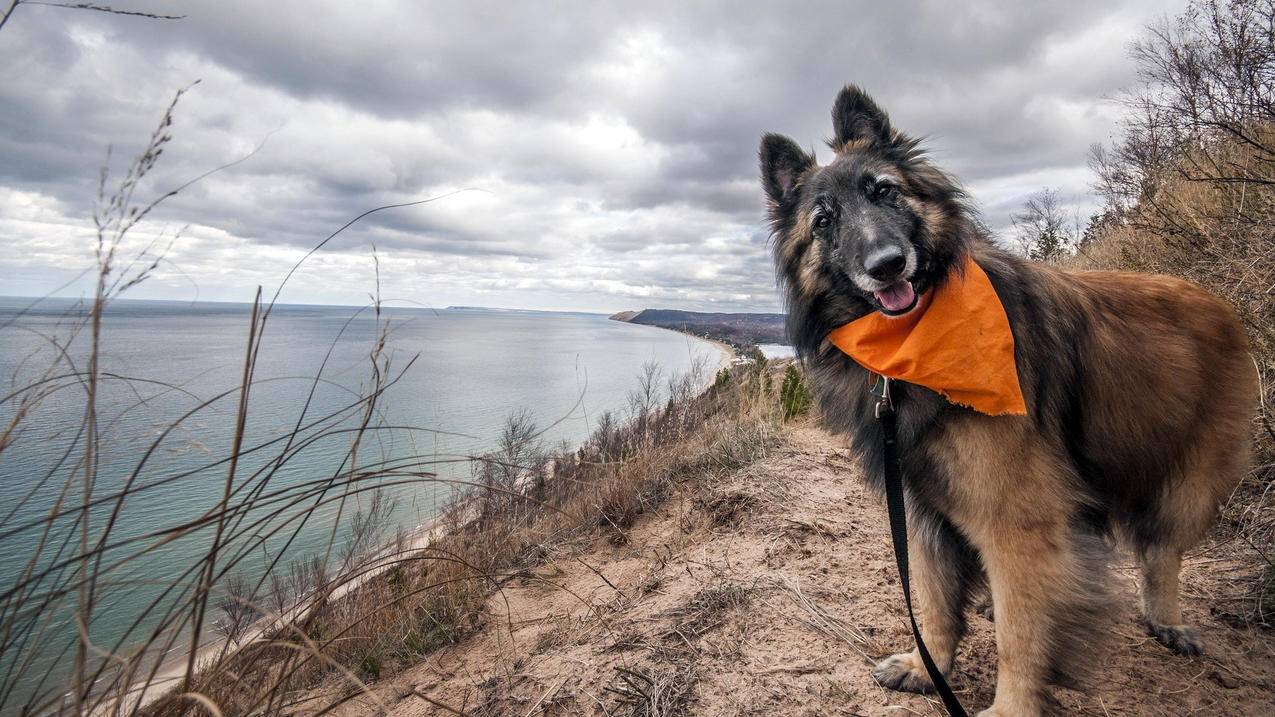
355;421;1275;716
600;582;755;714
766;577;877;666
662;583;751;640
606;664;698;717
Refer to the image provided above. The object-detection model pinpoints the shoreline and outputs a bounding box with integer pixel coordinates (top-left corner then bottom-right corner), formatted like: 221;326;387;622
626;321;738;373
702;336;737;372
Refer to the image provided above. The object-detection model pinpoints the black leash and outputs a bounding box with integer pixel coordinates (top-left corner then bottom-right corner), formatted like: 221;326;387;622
873;375;969;717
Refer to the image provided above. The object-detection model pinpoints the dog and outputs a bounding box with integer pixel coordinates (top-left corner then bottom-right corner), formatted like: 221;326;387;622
759;86;1258;716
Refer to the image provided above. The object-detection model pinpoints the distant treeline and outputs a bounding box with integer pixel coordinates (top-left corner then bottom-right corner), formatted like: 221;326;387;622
611;309;788;349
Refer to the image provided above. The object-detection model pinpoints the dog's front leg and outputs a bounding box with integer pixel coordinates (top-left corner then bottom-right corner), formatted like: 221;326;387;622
938;418;1109;717
970;518;1075;717
873;508;978;694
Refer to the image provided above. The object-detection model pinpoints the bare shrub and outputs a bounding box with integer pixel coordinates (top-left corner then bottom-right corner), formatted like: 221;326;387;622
339;489;398;571
213;573;261;645
607;664;698;717
628;360;665;441
470;409;547;523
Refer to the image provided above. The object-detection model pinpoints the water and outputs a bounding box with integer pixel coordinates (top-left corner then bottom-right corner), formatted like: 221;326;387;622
757;343;796;359
0;297;721;712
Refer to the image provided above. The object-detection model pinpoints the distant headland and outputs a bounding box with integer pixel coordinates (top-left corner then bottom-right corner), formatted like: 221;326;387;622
609;308;788;350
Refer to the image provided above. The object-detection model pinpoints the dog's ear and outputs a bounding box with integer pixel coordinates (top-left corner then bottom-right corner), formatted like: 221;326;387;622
760;133;816;211
832;85;892;149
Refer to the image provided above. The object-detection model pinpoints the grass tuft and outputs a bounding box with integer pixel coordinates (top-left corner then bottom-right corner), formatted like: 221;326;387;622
606;664;698;717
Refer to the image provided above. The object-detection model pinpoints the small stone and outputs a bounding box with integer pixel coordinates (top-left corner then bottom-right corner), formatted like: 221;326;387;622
1210;670;1241;689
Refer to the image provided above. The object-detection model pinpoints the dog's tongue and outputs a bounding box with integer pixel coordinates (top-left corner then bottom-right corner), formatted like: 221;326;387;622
874;281;916;313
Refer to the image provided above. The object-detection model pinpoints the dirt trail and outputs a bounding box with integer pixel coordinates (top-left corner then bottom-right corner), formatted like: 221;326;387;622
305;424;1274;716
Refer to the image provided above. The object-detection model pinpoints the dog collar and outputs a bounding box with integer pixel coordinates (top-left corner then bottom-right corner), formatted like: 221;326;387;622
827;255;1027;416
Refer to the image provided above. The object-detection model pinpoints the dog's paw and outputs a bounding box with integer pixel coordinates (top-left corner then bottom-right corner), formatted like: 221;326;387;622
872;651;934;694
1146;622;1204;656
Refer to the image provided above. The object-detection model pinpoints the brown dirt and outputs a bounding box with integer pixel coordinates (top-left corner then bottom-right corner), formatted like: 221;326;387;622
300;424;1275;716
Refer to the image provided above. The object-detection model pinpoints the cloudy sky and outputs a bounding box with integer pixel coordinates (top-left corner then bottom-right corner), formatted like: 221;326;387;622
0;0;1183;312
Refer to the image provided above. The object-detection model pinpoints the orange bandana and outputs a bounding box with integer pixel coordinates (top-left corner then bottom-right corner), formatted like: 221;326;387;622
827;255;1027;416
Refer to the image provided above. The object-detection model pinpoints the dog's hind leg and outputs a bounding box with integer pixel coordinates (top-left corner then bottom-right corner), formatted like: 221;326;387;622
1137;347;1255;657
1136;465;1228;656
1139;544;1202;655
1139;432;1250;657
873;507;980;694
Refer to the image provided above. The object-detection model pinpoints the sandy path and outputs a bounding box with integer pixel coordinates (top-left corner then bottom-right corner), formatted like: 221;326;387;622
294;424;1275;715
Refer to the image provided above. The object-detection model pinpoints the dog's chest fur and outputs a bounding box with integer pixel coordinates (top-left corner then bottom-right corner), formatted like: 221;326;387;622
804;342;964;515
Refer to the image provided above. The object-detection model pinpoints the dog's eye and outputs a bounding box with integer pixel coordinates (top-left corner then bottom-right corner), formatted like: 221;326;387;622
813;214;830;229
869;182;897;202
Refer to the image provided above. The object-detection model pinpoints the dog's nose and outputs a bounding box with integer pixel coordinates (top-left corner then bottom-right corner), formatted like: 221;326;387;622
864;247;906;281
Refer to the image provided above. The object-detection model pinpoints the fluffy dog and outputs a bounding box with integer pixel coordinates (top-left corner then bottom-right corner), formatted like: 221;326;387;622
759;85;1258;716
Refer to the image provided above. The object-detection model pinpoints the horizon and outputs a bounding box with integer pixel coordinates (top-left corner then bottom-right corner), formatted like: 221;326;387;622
0;294;787;316
0;294;606;314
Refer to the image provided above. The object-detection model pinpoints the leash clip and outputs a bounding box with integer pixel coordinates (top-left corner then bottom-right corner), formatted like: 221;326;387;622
871;374;893;419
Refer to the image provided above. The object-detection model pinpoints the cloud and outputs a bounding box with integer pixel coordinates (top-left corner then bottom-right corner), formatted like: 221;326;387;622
0;0;1185;312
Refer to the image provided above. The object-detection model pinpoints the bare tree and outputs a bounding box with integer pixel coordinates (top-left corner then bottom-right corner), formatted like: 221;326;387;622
472;409;546;520
627;360;663;439
1091;0;1275;214
267;567;291;618
1010;187;1079;262
338;489;398;571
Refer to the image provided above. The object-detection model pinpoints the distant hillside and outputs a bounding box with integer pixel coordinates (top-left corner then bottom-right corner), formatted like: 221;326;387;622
611;309;787;349
608;310;640;322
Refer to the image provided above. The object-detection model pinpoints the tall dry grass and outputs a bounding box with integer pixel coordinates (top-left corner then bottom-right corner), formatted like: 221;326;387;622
0;89;451;716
